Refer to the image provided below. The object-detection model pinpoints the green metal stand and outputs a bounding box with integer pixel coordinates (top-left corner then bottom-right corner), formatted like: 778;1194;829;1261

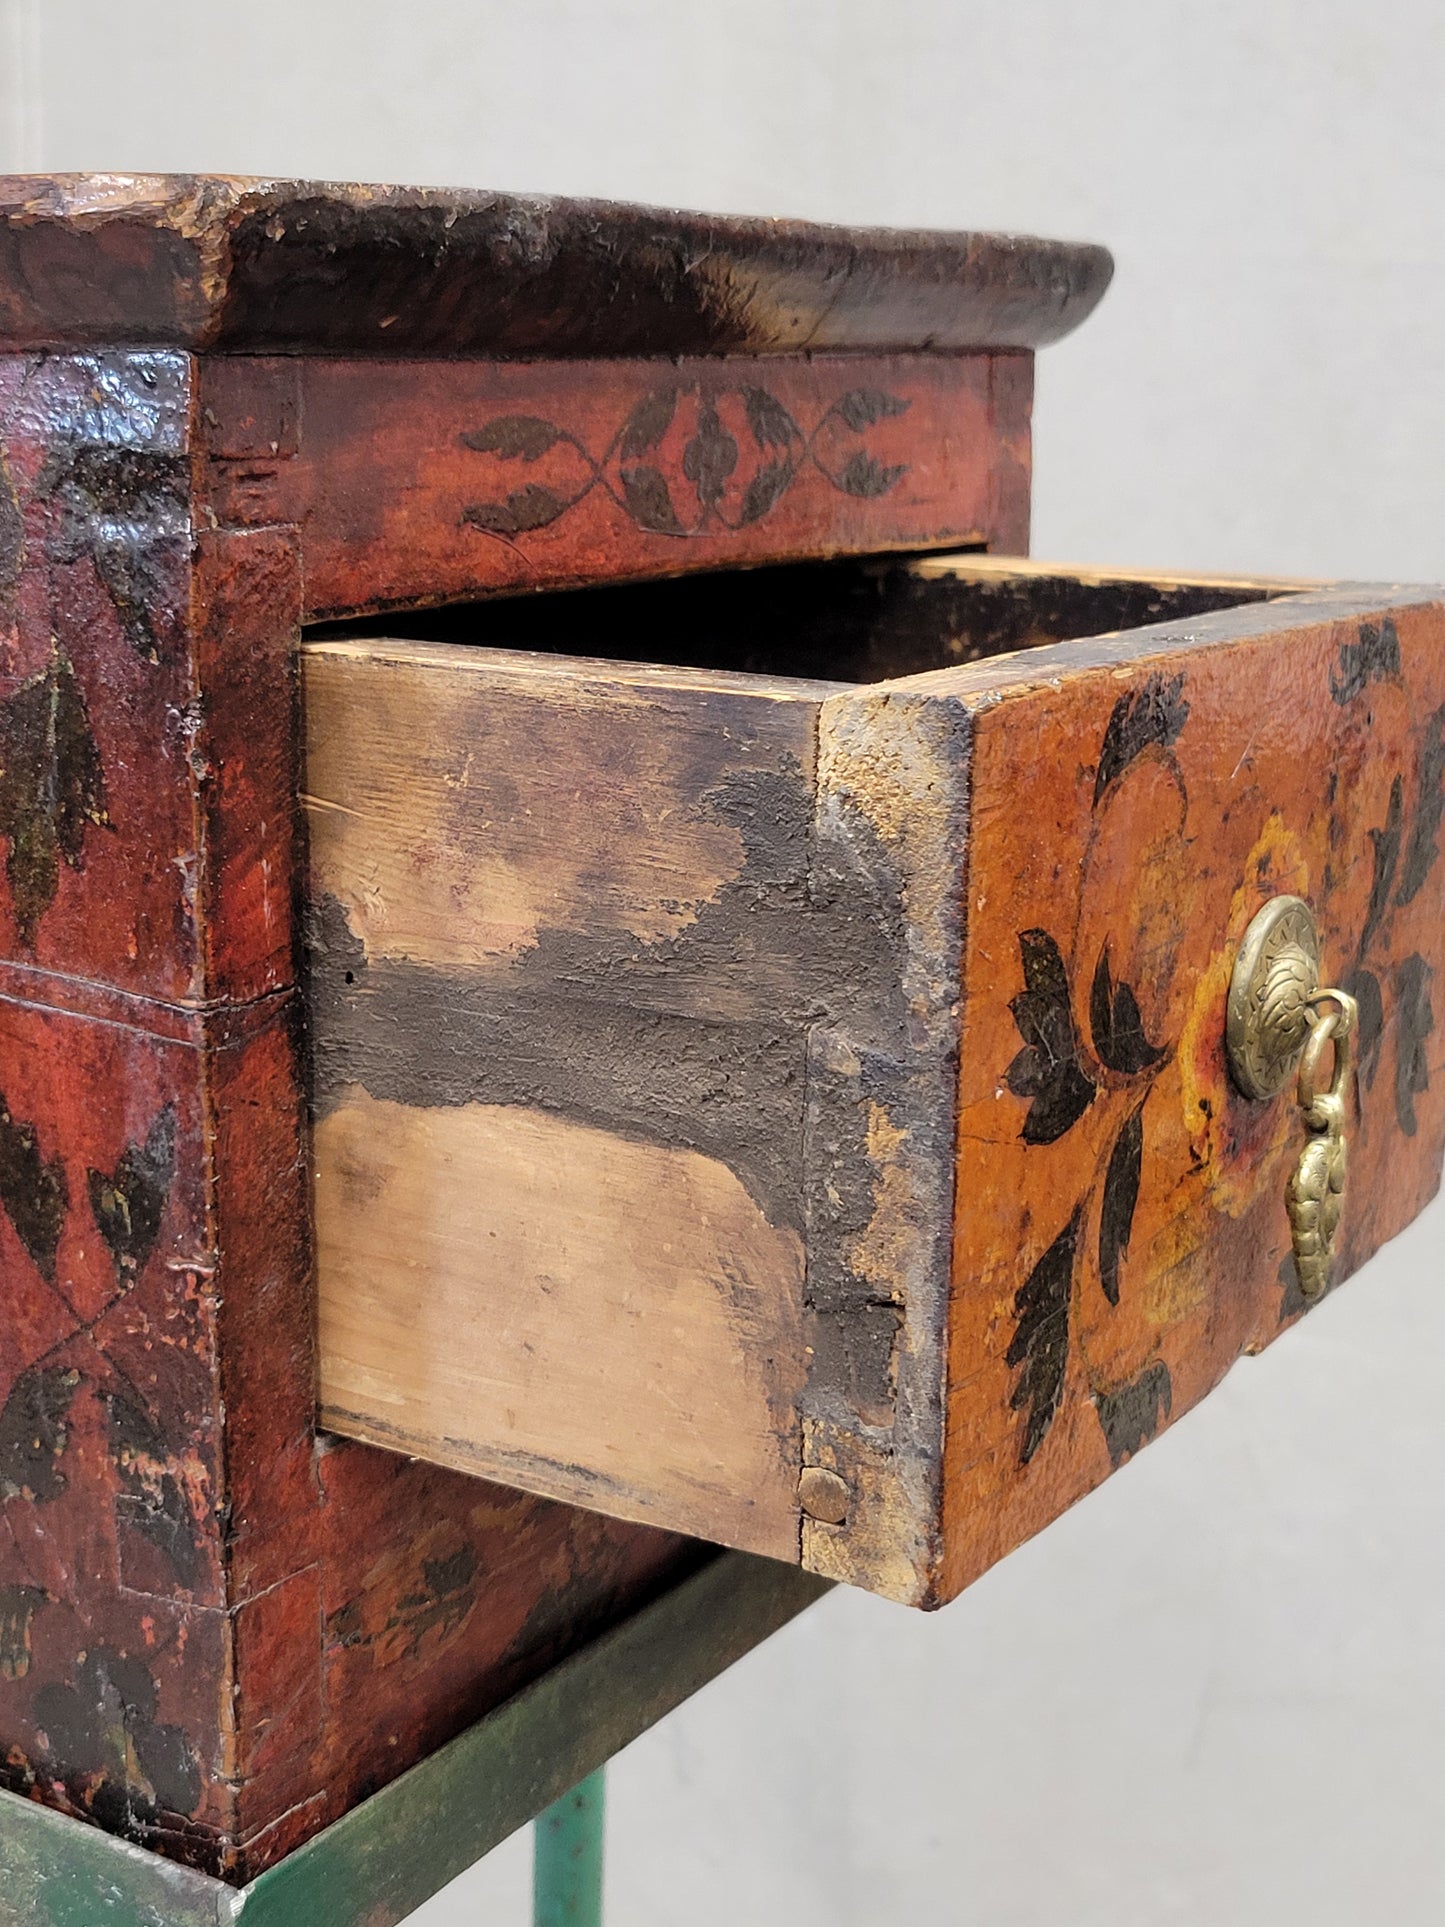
533;1769;605;1927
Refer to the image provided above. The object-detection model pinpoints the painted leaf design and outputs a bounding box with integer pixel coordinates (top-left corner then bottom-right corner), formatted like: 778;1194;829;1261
0;446;22;601
1394;953;1434;1136
1343;965;1385;1089
834;388;910;431
88;1104;177;1284
1094;1362;1172;1468
0;1087;69;1283
1099;1100;1145;1307
0;1585;47;1681
1330;617;1401;705
743;387;801;450
738;458;795;525
461;485;571;535
0;646;109;945
1090;944;1166;1075
1094;671;1190;803
460;416;564;461
619;466;685;535
1396;704;1445;908
1006;930;1096;1143
1360;773;1404;957
0;1366;80;1503
836;453;907;499
682;399;737;509
103;1385;201;1588
618;389;677;460
1007;1209;1080;1464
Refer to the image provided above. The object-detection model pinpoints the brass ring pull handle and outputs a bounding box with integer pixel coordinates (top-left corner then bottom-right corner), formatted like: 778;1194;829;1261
1227;898;1359;1301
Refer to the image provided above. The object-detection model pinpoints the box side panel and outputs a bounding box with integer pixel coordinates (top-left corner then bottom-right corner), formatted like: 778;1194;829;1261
940;590;1445;1600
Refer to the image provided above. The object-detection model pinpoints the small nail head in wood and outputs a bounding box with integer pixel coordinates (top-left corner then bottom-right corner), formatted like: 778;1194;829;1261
798;1466;849;1525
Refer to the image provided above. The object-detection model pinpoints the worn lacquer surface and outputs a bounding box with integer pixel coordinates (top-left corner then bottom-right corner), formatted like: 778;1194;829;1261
937;589;1445;1599
0;351;694;1883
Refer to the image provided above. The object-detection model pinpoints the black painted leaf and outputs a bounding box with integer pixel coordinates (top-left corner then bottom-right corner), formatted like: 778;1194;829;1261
1396;704;1445;908
0;1087;68;1284
0;1366;79;1503
1094;1362;1172;1468
738;457;795;525
743;386;801;450
1099;1101;1145;1307
1394;952;1435;1137
1090;944;1166;1076
1360;773;1404;958
104;1386;201;1589
682;399;738;509
1094;672;1190;804
33;1646;201;1821
618;389;677;461
1330;617;1401;704
619;465;685;535
0;447;22;600
836;452;907;498
88;1103;177;1285
1007;1209;1080;1464
89;530;177;665
1006;930;1097;1143
1343;966;1385;1089
461;485;570;535
0;647;109;945
460;416;564;461
834;388;910;431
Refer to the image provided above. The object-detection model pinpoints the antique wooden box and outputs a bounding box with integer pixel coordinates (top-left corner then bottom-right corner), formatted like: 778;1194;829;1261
0;174;1440;1893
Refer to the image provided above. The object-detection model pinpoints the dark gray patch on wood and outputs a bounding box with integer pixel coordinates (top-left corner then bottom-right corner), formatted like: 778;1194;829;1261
87;1103;177;1284
1330;617;1401;705
33;1646;202;1833
102;1385;202;1590
1008;1209;1080;1464
0;1366;80;1502
1343;966;1385;1089
1397;704;1445;908
1394;953;1435;1137
1093;1361;1172;1467
0;646;109;947
0;1584;47;1680
0;1086;69;1283
1094;671;1189;804
307;753;907;1240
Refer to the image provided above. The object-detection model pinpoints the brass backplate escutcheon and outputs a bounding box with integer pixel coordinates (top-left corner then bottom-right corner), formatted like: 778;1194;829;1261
1226;896;1323;1100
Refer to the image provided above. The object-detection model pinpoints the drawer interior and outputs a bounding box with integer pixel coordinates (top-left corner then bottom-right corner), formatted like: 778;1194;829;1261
306;553;1301;685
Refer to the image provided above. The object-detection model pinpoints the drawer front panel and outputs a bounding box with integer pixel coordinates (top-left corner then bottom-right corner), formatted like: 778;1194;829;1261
938;589;1445;1597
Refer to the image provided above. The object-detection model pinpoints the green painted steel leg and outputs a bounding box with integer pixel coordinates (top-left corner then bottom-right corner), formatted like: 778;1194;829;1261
533;1767;606;1927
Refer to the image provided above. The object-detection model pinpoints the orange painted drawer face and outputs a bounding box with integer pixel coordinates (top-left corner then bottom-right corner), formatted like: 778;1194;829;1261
304;559;1445;1606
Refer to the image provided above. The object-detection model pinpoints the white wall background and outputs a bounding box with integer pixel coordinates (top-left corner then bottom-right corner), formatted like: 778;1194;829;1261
3;4;1441;1921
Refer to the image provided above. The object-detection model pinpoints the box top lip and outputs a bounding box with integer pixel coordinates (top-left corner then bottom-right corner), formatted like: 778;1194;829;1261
0;174;1113;358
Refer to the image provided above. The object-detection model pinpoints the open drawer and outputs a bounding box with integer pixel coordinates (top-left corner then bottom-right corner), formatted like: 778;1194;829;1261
304;555;1445;1607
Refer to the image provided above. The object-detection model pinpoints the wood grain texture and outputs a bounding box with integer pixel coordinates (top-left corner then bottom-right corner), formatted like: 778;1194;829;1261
201;352;1033;618
0;352;694;1884
0;175;1111;357
304;642;827;1559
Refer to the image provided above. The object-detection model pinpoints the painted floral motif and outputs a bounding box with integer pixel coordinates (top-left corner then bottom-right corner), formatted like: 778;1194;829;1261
458;383;911;539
